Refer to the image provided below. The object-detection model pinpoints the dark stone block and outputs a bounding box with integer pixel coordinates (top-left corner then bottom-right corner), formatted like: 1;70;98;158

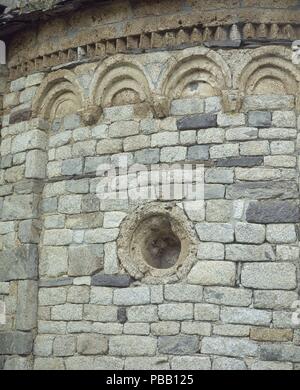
248;111;272;128
158;335;199;355
9;109;32;125
117;307;127;324
216;157;263;168
91;274;133;287
0;332;33;355
246;201;300;223
0;245;38;282
177;114;217;130
204;39;242;48
0;356;5;369
260;345;283;362
39;278;73;287
226;182;298;200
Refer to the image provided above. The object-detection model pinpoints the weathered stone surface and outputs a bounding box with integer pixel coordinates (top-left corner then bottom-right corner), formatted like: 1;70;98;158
127;306;158;322
53;335;76;357
248;111;272;128
39;246;68;277
125;357;170;370
235;223;265;244
196;223;234;243
251;361;293;371
34;358;65;370
246;201;300;223
113;286;150;306
204;287;252;307
0;245;38;281
182;321;212;336
171;355;212;370
2;194;39;220
188;261;236;286
266;224;297;244
109;336;157;356
212;357;246;370
201;336;258;358
241;263;297;290
9;108;32;124
16;280;38;331
260;344;300;363
25;149;47;179
177;114;217;130
123;322;150;335
227;182;298;200
38;321;67;334
77;334;108;355
39;287;67;306
151;322;179;336
4;356;33;370
164;284;203;302
198;242;224;260
225;244;275;262
0;332;33;355
158;304;193;321
158;335;199;355
51;304;82;321
39;278;73;287
91;274;133;287
221;307;271;326
187;145;209;160
250;328;293;342
83;305;118;322
253;290;298;310
69;245;104;276
194;304;220;321
213;324;249;337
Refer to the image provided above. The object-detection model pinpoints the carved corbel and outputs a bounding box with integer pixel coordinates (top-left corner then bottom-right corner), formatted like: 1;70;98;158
79;105;103;126
150;95;170;119
222;90;242;113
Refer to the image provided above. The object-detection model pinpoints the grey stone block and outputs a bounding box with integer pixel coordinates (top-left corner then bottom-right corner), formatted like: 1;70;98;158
2;194;39;220
216;157;263;167
248;111;272;128
134;148;160;164
212;357;246;370
0;245;38;281
177;114;217;130
246;201;300;223
39;278;73;287
187;145;209;160
0;332;33;355
158;335;199;355
77;334;108;355
91;274;133;287
62;158;83;176
16;280;38;331
260;344;300;363
109;336;157;356
226;182;298;200
201;336;258;358
69;245;104;276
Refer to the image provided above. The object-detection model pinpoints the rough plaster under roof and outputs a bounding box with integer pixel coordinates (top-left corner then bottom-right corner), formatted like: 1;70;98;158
0;0;98;38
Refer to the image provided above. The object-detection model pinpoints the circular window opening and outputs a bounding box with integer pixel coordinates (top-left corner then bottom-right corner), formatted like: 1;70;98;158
118;203;197;283
133;215;181;269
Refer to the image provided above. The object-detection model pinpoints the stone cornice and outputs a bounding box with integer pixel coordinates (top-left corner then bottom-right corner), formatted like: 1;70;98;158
8;21;300;80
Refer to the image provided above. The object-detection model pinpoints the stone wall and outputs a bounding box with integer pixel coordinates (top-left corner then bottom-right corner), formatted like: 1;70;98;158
0;0;300;371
